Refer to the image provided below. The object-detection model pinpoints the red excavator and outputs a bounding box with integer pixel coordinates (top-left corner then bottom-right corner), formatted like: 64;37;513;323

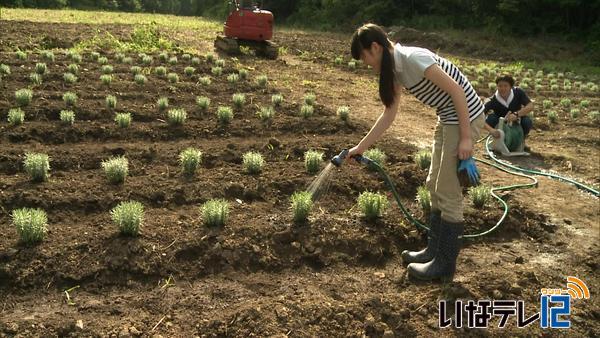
214;0;278;59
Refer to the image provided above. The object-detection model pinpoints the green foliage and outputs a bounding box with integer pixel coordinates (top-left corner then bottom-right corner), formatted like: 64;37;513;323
42;50;55;62
12;208;48;245
205;53;215;63
232;93;245;108
63;72;78;84
238;68;248;79
24;152;50;182
111;201;144;236
101;74;113;86
98;56;109;65
243;151;265;174
570;108;580;119
257;106;274;122
101;64;113;74
227;73;239;83
15;89;33;106
547;110;558;123
215;58;225;67
211;66;222;76
416;186;431;214
167;108;187;126
191;57;201;66
217;106;234;125
115;112;132;128
196;96;210;111
154;66;167;76
414;149;432;170
35;62;47;75
201;199;229;227
157;97;169;112
168;56;178;65
580;100;590;108
142;55;153;65
179;148;202;176
363;148;387;171
60;110;75;125
290;191;313;223
589;111;600;122
304;150;324;174
29;73;43;85
304;93;316;105
167;72;179;83
468;185;491;209
63;91;78;106
67;63;79;74
102;156;129;184
560;98;572;107
337;106;349;121
271;94;283;106
134;73;147;85
105;94;117;110
357;191;388;221
8;108;25;126
300;104;313;118
130;65;142;74
0;64;11;75
184;66;195;76
542;99;553;109
256;75;268;88
159;52;169;62
199;76;211;86
16;51;28;60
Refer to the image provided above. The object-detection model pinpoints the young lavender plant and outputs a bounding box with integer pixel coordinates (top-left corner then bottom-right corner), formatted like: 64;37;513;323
167;73;179;83
101;74;113;86
304;93;316;106
217;106;234;125
299;104;314;118
63;72;77;84
184;67;195;76
30;73;43;85
363;148;387;171
304;150;324;174
257;106;274;122
24;152;50;182
271;94;283;107
179;148;203;176
232;93;246;109
102;156;129;184
468;185;491;209
157;97;169;112
199;76;211;86
167;108;187;126
60;110;75;125
105;95;117;110
357;191;388;221
115;112;132;128
290;191;313;223
414;149;432;170
196;96;210;111
154;66;167;76
337;106;350;121
111;201;144;236
201;199;229;227
416;185;431;214
256;75;268;88
63;91;78;106
12;208;48;245
242;151;265;174
8;108;25;126
134;74;147;85
15;89;33;107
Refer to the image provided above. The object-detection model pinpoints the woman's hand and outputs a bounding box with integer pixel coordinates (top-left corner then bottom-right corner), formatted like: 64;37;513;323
347;145;365;164
506;111;518;123
490;129;501;139
458;138;473;160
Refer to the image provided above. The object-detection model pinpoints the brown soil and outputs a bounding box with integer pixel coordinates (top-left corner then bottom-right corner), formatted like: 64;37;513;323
0;19;599;337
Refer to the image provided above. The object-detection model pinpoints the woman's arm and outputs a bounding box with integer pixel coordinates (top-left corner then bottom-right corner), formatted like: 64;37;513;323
424;64;473;159
348;86;401;157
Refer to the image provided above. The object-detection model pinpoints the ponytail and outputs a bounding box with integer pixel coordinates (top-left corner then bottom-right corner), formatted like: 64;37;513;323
351;23;396;107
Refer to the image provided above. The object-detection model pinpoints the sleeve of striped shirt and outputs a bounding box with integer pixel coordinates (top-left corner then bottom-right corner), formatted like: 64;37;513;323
406;50;437;77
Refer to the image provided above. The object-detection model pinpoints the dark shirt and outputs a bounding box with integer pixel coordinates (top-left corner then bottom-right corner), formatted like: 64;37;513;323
484;87;531;117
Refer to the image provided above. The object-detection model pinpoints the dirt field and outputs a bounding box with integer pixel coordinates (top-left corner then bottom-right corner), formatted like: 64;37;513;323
0;15;599;337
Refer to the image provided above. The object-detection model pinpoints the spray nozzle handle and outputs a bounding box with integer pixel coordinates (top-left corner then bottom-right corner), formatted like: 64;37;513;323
331;149;373;167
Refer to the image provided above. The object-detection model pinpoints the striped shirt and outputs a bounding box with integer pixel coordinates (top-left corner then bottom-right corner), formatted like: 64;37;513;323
393;44;484;124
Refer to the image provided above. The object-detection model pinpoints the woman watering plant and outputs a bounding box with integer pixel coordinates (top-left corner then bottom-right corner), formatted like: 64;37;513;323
346;24;485;282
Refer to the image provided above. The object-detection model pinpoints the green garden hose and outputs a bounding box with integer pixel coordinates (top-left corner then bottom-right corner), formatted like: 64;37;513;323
363;135;598;239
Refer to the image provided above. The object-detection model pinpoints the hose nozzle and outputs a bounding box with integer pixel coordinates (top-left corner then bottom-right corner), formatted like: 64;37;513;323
331;149;374;167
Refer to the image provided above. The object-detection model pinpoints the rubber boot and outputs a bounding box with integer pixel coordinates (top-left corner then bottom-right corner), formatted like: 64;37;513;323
401;211;441;264
407;220;464;282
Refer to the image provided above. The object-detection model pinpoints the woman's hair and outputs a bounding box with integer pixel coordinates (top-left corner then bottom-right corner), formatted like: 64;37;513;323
495;74;515;87
351;24;396;107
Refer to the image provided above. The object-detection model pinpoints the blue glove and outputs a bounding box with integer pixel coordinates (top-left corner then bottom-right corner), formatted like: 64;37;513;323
457;157;480;187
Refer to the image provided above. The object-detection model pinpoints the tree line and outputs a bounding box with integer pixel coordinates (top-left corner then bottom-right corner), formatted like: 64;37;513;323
1;0;598;43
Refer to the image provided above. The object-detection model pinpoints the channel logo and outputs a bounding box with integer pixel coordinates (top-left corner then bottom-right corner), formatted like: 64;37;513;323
439;276;590;329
